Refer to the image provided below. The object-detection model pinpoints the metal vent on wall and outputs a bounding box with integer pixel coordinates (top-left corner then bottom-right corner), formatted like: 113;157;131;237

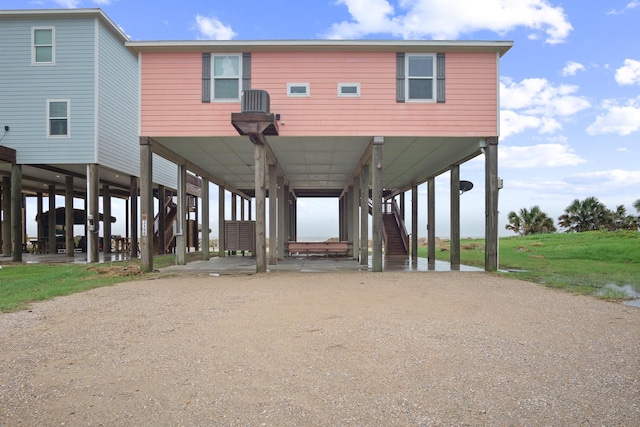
242;90;270;113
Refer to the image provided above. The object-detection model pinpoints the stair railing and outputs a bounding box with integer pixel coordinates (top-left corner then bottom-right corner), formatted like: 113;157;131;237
385;199;409;253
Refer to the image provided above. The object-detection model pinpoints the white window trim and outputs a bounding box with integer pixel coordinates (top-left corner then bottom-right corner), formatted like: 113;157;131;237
32;26;55;66
287;83;310;97
47;99;70;138
405;53;436;102
338;83;361;97
212;53;242;102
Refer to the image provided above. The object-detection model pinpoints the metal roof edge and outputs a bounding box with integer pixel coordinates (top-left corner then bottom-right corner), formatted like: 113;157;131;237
126;39;513;56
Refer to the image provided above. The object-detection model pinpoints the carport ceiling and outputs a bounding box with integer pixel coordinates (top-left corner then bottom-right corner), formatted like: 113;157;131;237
152;135;485;197
0;163;135;198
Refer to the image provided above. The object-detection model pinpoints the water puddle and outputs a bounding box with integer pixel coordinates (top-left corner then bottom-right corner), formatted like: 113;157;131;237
624;299;640;308
597;284;640;308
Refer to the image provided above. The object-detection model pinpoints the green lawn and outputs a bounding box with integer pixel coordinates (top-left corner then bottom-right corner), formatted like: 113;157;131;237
2;232;638;313
0;253;197;312
418;230;640;297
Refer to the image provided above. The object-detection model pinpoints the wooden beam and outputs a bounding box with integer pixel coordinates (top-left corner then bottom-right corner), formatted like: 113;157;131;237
65;176;74;258
254;142;267;273
427;177;435;270
372;137;384;272
0;145;17;164
130;176;139;259
87;164;100;263
450;164;460;270
48;184;56;254
359;163;369;265
411;184;418;261
202;178;210;260
139;137;154;272
103;184;112;254
218;185;226;257
269;164;277;265
10;164;22;262
2;176;11;256
485;137;499;271
231;112;279;136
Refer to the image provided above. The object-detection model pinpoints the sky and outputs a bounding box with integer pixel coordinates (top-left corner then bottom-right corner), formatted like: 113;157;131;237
7;0;640;240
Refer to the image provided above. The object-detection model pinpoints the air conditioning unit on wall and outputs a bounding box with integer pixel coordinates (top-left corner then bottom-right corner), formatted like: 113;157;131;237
241;90;270;114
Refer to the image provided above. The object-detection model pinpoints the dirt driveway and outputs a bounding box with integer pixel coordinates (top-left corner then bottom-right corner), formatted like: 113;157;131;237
1;271;638;426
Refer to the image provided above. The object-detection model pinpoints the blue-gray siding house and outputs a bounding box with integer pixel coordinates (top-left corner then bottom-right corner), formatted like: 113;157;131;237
0;9;176;261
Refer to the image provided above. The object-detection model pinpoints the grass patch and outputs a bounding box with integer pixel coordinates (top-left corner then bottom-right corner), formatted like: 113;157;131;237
418;231;640;298
0;252;208;312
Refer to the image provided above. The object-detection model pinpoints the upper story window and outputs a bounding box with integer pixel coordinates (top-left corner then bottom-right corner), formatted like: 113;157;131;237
406;54;435;101
32;27;55;65
287;83;310;97
47;99;69;137
338;83;361;97
213;55;241;100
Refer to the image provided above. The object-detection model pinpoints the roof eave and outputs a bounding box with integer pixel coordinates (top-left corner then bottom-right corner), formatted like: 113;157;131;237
126;39;513;56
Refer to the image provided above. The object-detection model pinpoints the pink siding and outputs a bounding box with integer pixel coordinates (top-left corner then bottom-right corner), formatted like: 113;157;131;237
141;51;498;137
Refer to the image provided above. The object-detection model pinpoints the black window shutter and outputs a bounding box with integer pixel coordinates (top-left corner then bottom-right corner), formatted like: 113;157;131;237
202;53;211;103
436;53;445;103
396;52;405;103
242;52;251;91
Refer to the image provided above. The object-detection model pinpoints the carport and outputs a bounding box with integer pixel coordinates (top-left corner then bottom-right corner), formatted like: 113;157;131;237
138;125;499;273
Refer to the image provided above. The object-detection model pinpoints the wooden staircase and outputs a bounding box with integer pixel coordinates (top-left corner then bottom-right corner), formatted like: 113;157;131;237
153;196;177;254
383;213;409;256
368;198;409;257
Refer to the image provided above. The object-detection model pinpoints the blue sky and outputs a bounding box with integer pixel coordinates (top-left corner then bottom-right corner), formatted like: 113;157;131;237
8;0;640;239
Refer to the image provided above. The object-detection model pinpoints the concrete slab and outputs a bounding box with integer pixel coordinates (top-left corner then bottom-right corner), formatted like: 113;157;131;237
159;255;482;274
0;252;483;274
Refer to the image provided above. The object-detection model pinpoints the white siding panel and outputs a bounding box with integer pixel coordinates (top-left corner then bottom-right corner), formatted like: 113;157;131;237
152;154;178;189
0;18;96;164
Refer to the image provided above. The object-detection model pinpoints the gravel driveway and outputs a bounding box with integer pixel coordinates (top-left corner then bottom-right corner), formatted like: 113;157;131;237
1;271;638;426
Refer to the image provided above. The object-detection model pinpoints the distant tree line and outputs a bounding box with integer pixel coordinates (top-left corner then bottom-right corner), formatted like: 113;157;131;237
506;197;640;235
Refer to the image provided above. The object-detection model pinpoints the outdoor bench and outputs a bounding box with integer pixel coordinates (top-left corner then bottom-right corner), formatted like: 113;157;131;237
287;241;350;257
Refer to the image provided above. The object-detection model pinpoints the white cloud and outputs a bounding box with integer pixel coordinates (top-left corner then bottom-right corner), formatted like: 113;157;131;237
500;144;587;168
505;178;571;194
52;0;114;7
562;61;585;76
607;1;640;15
565;170;640;193
615;59;640;85
54;0;81;7
500;110;561;139
586;96;640;136
499;77;590;138
194;15;236;40
501;77;590;116
326;0;572;43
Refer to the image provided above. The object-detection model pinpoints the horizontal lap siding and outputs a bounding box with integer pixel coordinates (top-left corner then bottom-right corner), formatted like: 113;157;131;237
141;51;498;137
0;18;96;163
97;23;139;175
254;51;498;136
141;52;238;136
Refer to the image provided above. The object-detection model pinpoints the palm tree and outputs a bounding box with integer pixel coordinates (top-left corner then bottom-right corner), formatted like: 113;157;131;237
506;205;556;235
634;199;640;214
558;196;611;232
612;203;640;231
